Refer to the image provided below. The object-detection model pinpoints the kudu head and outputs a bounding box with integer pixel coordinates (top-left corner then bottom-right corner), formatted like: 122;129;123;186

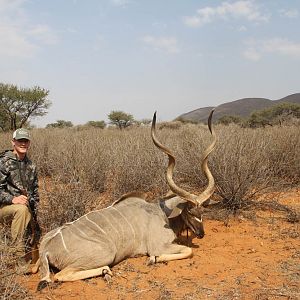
151;110;217;238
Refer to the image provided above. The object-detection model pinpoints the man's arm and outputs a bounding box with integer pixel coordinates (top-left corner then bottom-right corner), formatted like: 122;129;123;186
0;160;29;206
0;163;14;205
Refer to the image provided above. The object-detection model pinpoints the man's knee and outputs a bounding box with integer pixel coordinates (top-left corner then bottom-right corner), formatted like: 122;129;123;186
13;204;31;219
1;204;30;221
14;204;30;213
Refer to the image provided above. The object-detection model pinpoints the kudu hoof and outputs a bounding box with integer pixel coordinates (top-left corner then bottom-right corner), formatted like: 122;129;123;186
147;256;156;265
104;274;112;283
102;269;112;283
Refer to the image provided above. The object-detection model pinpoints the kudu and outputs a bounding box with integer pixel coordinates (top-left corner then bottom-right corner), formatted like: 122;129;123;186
34;110;217;291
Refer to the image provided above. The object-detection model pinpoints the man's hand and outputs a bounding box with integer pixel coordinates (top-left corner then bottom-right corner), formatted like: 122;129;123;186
12;195;28;205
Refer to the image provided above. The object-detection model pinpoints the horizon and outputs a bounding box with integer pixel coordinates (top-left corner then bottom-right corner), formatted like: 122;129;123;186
0;0;299;127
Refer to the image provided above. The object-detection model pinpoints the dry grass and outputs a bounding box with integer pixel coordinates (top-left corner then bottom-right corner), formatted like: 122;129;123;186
0;225;32;300
1;124;299;227
212;124;300;210
0;123;299;299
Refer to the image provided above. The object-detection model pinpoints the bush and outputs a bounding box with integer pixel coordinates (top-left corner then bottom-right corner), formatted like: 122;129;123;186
246;102;300;128
0;123;299;229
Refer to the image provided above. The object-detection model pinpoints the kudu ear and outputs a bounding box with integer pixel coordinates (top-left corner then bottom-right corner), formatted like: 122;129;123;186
160;197;187;218
201;198;219;207
168;203;185;218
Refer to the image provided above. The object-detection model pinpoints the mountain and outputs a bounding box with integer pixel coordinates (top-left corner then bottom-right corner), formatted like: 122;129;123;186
176;93;300;123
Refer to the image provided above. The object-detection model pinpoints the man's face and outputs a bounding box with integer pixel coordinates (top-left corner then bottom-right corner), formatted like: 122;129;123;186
12;138;30;155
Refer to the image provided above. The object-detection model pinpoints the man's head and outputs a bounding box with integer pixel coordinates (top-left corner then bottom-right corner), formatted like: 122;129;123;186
12;128;31;159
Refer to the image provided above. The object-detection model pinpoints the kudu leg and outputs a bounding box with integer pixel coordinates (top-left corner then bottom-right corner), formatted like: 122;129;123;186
53;265;112;282
148;244;192;265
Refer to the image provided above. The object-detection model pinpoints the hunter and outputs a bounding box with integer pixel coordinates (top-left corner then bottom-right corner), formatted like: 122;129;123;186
0;128;40;269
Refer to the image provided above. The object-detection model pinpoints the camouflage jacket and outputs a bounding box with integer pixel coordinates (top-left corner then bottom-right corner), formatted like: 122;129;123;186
0;150;39;216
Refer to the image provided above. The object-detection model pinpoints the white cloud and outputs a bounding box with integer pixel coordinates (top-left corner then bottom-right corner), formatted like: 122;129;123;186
243;38;300;61
0;0;26;12
183;1;269;28
141;35;180;54
0;0;58;60
279;8;299;18
27;24;58;45
0;22;37;58
263;38;300;57
243;47;261;61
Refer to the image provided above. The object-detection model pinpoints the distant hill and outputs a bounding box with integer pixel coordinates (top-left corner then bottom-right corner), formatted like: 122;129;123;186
176;93;300;123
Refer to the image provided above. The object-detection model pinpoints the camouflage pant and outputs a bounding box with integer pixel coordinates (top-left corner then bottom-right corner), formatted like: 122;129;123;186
0;204;31;256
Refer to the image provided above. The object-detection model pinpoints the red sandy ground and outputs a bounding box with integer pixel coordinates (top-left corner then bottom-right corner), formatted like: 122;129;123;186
20;191;300;300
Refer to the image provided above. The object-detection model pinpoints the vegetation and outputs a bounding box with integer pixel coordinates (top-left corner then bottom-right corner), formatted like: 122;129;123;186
174;116;198;124
46;120;73;128
247;102;300;127
0;225;32;299
0;121;299;299
158;121;183;130
134;118;152;126
1;122;298;231
217;115;243;125
0;83;51;131
85;120;106;129
217;102;300;128
108;110;134;129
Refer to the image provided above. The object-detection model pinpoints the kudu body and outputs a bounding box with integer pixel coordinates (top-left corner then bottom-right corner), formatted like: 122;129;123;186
34;110;217;291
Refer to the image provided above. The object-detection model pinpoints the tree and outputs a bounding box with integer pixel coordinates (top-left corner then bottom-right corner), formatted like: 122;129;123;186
134;118;152;127
174;117;198;124
139;118;152;126
217;115;243;125
267;102;300;125
46;120;73;128
108;110;134;129
246;102;300;128
0;105;10;131
0;83;51;130
247;112;271;128
86;120;106;129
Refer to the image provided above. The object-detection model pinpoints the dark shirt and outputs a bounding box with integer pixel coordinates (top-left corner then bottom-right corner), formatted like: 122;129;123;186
0;150;39;215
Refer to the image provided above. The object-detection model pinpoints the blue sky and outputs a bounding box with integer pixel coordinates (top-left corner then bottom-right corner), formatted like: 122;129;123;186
0;0;299;127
